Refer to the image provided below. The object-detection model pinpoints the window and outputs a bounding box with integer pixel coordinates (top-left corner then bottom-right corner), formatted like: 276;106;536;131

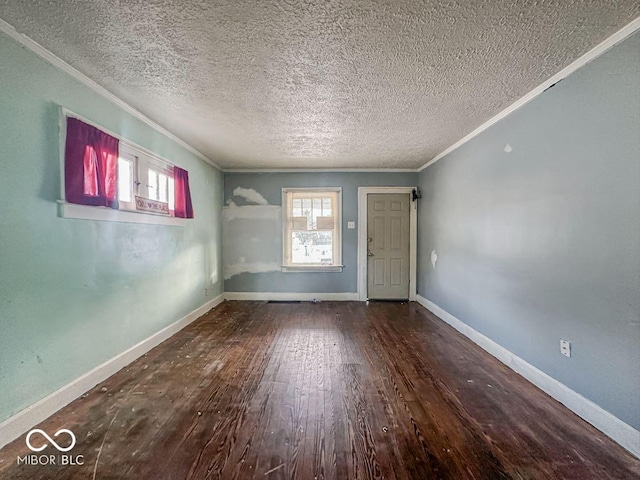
61;113;193;225
282;188;342;271
117;157;133;204
119;144;176;214
116;147;136;211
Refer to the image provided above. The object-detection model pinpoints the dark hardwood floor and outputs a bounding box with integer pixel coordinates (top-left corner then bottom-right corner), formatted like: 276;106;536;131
0;301;638;479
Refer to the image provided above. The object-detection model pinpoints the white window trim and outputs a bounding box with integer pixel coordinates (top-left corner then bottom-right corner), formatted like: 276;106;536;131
58;107;184;226
57;201;185;226
281;265;344;273
281;187;343;272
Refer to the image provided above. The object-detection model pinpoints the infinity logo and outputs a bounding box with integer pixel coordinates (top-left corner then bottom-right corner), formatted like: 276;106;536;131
26;429;76;452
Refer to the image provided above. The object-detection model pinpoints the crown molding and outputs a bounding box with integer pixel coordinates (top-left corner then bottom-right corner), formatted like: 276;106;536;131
0;17;222;171
223;167;418;173
418;16;640;172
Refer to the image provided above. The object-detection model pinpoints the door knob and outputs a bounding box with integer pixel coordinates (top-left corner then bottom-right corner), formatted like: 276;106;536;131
367;252;374;257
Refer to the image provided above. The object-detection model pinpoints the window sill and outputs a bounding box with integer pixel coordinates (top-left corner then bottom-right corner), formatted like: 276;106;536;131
58;201;186;227
281;265;344;273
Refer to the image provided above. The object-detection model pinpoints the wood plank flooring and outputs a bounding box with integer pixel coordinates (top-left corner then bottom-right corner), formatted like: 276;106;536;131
0;301;638;479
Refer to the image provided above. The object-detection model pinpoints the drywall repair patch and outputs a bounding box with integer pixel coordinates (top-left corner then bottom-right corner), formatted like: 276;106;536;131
232;187;269;205
223;261;281;280
431;250;438;268
222;202;282;279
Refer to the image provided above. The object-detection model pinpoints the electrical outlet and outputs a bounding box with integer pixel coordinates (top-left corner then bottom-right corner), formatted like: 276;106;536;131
347;221;355;229
560;339;571;358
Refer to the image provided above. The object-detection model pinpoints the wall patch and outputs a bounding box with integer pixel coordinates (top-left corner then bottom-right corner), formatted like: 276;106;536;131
232;187;269;205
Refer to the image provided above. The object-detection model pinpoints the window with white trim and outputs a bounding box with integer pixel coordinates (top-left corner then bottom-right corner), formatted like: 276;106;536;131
60;112;193;226
118;143;175;215
282;188;342;271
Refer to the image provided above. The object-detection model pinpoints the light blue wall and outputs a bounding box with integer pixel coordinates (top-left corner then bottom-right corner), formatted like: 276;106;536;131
0;32;223;423
224;172;417;293
418;32;640;429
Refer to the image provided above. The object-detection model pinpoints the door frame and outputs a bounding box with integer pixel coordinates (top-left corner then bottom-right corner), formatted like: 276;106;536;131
357;187;417;301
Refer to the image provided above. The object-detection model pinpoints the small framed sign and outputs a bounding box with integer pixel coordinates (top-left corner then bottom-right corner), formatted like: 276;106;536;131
135;196;170;215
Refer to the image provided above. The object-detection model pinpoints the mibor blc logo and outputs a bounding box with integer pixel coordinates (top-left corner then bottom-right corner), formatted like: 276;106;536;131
27;429;76;452
17;428;84;466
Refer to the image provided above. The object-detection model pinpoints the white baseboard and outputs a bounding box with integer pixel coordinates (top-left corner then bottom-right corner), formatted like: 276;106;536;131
0;293;224;450
416;294;640;459
224;292;359;301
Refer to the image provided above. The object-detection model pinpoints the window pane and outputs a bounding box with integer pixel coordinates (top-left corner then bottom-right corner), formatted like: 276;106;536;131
158;173;168;202
148;169;158;200
322;197;331;216
168;178;175;211
312;198;321;229
292;197;302;217
118;158;132;202
291;231;333;265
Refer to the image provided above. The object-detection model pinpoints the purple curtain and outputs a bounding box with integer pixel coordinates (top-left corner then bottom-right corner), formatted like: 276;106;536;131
174;166;194;218
65;117;119;208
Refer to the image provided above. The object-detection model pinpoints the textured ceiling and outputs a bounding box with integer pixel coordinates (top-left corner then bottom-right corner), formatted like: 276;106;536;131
1;1;638;169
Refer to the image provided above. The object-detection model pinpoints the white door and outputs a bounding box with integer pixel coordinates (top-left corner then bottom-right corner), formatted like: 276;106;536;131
367;193;411;300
